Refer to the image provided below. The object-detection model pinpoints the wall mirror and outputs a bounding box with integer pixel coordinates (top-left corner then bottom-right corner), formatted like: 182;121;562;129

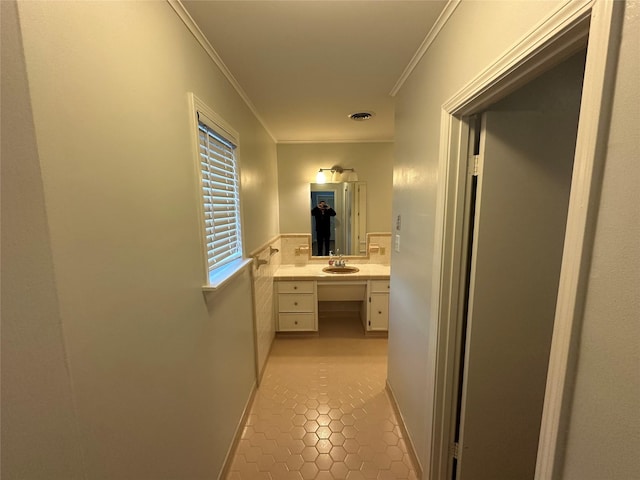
310;182;367;257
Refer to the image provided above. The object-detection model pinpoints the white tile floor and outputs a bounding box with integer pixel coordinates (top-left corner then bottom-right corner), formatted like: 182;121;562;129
226;313;418;480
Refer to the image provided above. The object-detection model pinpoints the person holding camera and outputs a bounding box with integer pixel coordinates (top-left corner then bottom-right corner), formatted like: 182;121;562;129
311;200;336;256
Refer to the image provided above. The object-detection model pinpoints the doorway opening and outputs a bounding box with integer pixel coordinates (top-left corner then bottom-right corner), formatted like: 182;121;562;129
450;50;586;480
430;2;622;479
310;190;337;256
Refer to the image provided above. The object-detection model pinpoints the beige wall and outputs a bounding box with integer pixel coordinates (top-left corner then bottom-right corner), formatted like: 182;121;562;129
277;142;394;235
1;2;85;478
561;2;640;478
3;1;278;478
390;0;571;471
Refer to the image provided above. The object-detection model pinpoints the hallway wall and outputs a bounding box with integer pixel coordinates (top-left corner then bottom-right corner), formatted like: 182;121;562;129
1;2;85;478
389;0;564;470
3;1;278;478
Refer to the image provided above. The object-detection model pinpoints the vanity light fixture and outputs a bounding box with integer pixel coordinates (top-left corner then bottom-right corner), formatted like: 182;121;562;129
316;169;328;184
315;165;358;184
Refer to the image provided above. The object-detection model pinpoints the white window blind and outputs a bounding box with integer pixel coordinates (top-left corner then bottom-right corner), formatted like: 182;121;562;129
197;113;242;272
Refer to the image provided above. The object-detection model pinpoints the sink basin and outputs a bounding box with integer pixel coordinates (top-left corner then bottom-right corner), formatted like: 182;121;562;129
322;266;360;274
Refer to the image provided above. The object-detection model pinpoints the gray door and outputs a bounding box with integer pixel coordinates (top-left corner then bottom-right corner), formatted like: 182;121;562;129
456;107;578;479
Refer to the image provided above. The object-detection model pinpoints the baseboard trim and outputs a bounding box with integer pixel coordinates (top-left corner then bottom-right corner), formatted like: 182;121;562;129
218;382;257;480
257;334;275;385
365;330;388;338
385;380;423;479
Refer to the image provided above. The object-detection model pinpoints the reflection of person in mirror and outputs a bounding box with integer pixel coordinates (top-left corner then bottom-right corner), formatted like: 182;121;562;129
311;200;336;256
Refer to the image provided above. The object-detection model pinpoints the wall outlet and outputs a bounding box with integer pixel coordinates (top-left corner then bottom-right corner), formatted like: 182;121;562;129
394;235;401;253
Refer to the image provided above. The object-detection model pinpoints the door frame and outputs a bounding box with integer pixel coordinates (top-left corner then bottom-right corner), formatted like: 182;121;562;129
429;1;624;479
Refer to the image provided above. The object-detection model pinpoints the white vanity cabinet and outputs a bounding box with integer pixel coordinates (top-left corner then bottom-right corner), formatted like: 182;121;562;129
273;268;391;334
275;280;317;332
367;279;390;331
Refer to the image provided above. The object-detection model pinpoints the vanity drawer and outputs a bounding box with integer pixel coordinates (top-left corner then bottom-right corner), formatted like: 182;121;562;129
370;280;390;293
278;293;315;312
278;313;315;331
277;281;314;294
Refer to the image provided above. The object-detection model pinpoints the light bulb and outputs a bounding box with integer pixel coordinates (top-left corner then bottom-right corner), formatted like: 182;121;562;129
316;170;327;184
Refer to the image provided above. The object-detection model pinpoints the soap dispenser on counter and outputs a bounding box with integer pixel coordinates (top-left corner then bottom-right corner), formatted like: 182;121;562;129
328;251;334;266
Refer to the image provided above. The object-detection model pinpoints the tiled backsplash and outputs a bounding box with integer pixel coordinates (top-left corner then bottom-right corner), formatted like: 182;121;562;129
280;235;311;265
279;233;391;265
365;233;392;265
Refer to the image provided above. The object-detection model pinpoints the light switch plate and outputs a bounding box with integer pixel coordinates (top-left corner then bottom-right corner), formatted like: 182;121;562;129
394;235;400;253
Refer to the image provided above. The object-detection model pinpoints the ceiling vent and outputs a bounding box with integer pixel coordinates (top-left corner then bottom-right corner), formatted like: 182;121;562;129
348;111;375;121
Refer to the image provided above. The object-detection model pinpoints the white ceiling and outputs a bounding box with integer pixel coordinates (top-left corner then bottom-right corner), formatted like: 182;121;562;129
181;1;448;143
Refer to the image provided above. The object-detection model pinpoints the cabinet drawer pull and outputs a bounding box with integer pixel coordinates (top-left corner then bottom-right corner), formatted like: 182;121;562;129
294;302;298;306
294;286;297;290
294;321;298;325
378;310;382;314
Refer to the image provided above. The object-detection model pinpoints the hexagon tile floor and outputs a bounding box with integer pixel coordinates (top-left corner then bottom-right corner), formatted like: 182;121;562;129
226;313;419;480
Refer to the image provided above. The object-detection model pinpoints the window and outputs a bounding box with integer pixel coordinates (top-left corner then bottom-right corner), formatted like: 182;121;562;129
191;95;245;287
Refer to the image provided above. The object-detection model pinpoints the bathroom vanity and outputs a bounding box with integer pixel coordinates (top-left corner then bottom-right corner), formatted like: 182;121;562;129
273;264;390;334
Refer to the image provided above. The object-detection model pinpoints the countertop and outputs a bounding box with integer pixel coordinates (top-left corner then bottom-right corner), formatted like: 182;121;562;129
274;263;390;281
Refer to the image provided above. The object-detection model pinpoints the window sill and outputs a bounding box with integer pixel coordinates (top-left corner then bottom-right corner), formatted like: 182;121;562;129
202;258;252;292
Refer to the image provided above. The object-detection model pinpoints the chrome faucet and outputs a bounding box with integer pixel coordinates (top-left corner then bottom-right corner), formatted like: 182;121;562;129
335;250;346;267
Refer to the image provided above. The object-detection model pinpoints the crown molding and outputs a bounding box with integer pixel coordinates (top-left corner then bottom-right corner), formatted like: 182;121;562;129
443;0;592;115
167;0;277;143
277;138;394;145
389;0;461;97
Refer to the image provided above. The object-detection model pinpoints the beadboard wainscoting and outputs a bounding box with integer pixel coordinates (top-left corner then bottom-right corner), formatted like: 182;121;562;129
250;239;282;382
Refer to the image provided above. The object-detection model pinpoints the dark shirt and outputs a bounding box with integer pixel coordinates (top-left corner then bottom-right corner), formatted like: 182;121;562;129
311;206;336;232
